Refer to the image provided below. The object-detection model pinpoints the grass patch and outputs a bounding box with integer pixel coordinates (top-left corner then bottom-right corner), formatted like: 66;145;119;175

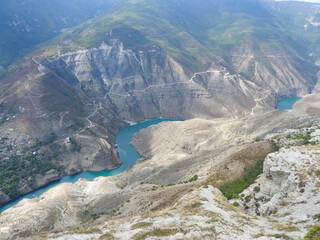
184;202;203;213
270;233;292;239
131;222;153;230
292;132;312;145
286;132;312;145
70;228;102;234
305;226;320;240
135;228;178;240
191;202;202;208
218;159;264;199
99;232;115;240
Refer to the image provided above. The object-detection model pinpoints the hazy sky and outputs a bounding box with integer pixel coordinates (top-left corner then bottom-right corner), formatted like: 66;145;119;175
275;0;320;3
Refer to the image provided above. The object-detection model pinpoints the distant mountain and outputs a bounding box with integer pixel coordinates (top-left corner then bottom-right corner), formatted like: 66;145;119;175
46;0;316;75
0;0;121;67
264;0;320;58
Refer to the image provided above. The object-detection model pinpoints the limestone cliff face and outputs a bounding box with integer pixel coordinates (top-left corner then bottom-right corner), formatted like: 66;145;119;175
0;54;124;207
46;43;244;120
43;40;316;121
238;145;320;219
229;45;315;99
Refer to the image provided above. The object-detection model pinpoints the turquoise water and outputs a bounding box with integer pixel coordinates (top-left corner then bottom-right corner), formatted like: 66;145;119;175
0;119;178;212
276;97;302;110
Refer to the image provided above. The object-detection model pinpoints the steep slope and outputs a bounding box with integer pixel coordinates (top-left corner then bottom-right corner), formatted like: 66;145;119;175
263;0;320;58
36;0;318;120
0;0;121;68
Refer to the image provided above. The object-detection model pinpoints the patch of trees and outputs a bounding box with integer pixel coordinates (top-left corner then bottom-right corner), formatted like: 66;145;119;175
0;153;61;199
70;137;81;152
218;159;264;200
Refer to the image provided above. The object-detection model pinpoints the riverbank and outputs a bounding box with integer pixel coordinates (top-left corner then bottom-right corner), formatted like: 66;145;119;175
0;119;178;212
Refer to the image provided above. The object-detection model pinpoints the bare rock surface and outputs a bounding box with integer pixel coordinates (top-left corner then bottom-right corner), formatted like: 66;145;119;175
1;105;320;239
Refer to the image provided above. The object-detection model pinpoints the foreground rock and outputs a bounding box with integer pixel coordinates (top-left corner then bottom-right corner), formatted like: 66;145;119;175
238;146;320;220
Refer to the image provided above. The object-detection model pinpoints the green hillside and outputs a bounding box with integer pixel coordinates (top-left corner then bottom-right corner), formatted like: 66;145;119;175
263;0;320;58
43;0;314;74
0;0;121;67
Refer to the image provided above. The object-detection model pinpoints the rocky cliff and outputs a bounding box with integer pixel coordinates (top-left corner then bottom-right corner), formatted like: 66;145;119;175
43;40;316;121
1;106;320;239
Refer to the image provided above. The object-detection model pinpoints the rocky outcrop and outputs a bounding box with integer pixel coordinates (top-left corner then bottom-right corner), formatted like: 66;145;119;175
41;40;317;123
44;41;281;121
0;191;10;205
0;54;125;206
237;145;320;224
229;45;315;99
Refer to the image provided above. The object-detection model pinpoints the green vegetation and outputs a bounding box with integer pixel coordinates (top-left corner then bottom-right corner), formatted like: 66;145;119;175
42;133;57;146
233;202;240;207
176;174;199;185
271;233;292;240
1;0;318;86
218;159;264;199
188;175;198;183
131;222;153;230
50;0;316;80
70;137;81;152
254;186;261;193
67;118;85;131
99;233;115;240
135;228;179;240
0;153;61;198
184;202;203;212
191;202;202;208
0;0;120;67
293;132;312;145
286;132;312;145
305;226;320;240
270;140;280;152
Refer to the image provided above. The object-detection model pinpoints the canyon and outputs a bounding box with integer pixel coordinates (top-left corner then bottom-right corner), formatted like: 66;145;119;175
0;0;320;239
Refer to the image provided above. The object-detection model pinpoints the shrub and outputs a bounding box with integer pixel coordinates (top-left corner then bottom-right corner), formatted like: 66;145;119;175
254;186;261;192
270;140;280;152
233;202;240;207
188;175;198;182
218;159;264;200
271;233;292;239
